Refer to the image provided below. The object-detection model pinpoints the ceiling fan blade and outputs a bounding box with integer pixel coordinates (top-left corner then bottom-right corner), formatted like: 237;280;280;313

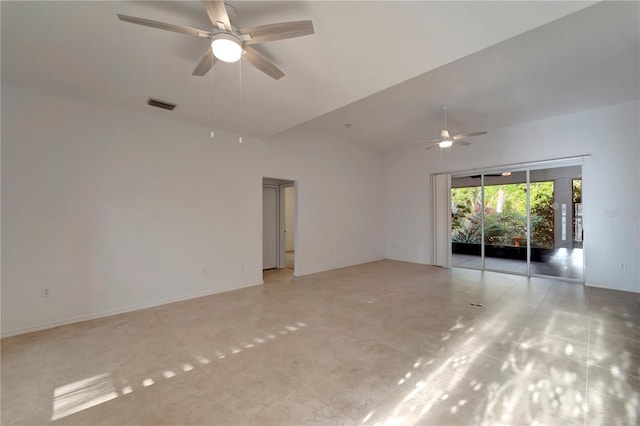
242;46;285;80
426;143;440;150
408;138;441;144
117;14;212;38
238;20;314;45
456;140;472;146
452;131;487;140
202;0;231;31
192;48;218;76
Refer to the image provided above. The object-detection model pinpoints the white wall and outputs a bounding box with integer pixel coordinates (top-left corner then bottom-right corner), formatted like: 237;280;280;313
385;100;640;293
1;82;385;336
285;186;295;252
4;82;637;338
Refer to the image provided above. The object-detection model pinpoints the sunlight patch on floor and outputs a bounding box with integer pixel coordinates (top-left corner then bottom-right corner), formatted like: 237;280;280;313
52;373;117;420
48;322;309;421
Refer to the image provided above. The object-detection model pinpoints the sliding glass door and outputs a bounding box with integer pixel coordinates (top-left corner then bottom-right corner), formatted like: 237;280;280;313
482;171;528;274
451;177;483;269
450;163;584;281
528;166;583;279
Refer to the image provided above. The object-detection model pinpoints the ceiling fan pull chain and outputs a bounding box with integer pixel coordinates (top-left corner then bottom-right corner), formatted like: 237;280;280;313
210;52;215;139
238;58;243;143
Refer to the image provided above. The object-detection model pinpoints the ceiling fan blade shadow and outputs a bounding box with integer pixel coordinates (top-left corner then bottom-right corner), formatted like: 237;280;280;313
117;14;211;38
239;20;315;45
242;46;285;80
452;131;487;140
203;0;231;30
456;140;472;146
193;48;218;76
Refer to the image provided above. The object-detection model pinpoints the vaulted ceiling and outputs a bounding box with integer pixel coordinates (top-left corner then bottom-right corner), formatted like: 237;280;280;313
3;1;636;150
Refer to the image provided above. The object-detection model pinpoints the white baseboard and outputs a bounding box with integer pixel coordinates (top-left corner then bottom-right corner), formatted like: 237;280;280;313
1;281;263;338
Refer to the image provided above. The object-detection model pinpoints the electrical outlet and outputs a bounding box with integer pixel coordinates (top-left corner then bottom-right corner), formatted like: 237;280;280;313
42;288;49;297
621;263;626;270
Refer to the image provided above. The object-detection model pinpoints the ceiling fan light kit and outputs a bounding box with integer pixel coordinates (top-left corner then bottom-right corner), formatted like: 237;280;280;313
438;129;453;147
211;33;242;62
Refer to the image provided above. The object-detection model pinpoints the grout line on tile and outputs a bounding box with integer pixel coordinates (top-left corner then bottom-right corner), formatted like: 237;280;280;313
583;286;592;426
532;279;557;318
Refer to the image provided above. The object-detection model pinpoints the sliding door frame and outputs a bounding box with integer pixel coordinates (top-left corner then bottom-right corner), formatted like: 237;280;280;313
445;155;589;282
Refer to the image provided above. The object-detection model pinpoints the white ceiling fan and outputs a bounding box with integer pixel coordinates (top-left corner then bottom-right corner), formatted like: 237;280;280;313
117;0;315;80
412;106;487;149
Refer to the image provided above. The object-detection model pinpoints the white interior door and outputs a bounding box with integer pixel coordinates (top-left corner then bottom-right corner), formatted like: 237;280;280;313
263;187;278;269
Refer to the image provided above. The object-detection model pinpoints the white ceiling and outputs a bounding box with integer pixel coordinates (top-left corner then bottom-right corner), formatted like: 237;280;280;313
296;0;640;150
1;1;599;140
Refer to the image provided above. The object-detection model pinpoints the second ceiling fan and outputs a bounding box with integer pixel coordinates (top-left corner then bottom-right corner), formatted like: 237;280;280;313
117;0;315;80
412;106;487;150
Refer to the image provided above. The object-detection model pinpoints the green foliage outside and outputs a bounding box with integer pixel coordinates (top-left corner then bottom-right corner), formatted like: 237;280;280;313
451;181;554;248
572;179;582;203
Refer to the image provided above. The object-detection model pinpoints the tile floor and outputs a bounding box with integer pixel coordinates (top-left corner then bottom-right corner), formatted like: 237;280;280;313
2;260;638;425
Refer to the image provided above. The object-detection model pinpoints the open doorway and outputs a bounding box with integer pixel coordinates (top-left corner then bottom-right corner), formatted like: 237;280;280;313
262;177;296;278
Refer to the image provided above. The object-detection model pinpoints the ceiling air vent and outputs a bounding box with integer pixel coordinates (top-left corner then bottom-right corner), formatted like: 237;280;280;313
147;98;176;111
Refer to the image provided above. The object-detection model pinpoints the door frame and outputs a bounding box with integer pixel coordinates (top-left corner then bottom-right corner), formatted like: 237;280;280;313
278;182;295;270
262;177;297;274
262;185;280;270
